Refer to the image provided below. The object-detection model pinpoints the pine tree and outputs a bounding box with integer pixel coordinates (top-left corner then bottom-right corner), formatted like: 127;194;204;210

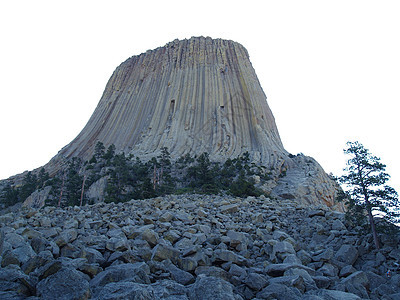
339;141;399;249
0;184;19;207
19;171;38;201
64;158;84;206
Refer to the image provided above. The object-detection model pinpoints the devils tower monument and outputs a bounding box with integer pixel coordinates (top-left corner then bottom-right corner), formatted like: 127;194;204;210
6;36;341;209
56;37;285;165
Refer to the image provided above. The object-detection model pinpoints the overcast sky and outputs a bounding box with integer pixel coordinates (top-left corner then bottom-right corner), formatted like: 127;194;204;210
1;0;399;192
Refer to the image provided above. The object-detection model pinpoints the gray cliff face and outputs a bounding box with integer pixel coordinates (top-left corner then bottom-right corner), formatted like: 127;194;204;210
56;36;286;166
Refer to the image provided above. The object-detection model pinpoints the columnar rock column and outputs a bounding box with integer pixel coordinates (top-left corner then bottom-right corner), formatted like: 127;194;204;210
57;37;287;166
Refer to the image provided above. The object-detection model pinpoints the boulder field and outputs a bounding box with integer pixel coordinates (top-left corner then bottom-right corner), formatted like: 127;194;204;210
1;194;399;299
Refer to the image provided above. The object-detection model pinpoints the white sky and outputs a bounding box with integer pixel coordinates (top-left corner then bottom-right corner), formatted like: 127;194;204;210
1;0;399;192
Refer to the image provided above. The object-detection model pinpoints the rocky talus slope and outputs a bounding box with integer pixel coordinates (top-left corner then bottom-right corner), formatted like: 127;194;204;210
1;194;399;299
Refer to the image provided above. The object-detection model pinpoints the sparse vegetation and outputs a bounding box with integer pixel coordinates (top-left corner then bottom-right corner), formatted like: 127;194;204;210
0;143;270;208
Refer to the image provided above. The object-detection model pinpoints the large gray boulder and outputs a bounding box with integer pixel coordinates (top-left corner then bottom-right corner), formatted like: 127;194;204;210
334;245;358;266
0;265;33;297
94;282;154;300
256;283;302;299
22;186;52;209
305;289;361;300
36;267;91;300
273;241;296;261
151;243;181;263
188;275;241;300
151;280;188;299
163;260;195;285
90;262;150;289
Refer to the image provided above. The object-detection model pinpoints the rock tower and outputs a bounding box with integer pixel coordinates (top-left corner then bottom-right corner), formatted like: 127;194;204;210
57;37;286;166
37;37;342;208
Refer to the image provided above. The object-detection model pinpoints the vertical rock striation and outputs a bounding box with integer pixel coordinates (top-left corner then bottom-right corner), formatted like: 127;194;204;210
33;36;341;209
56;36;286;166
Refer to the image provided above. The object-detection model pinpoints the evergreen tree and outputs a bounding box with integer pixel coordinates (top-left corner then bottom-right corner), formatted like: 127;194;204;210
0;184;19;207
103;144;116;162
19;171;38;201
187;152;219;193
65;158;84;206
94;141;106;159
156;147;175;194
138;177;156;199
105;153;131;203
339;141;399;249
37;168;50;188
229;169;261;197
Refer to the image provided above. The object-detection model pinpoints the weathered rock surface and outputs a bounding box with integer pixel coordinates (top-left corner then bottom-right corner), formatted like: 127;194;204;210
1;194;399;299
54;37;285;166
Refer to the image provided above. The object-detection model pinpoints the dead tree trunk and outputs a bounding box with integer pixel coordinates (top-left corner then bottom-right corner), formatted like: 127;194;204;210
58;172;65;208
80;175;87;207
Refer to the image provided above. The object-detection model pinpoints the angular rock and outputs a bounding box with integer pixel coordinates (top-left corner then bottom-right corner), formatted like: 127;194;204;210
79;247;105;265
226;230;248;249
22;186;52;209
151;243;180;263
244;272;269;291
306;289;361;300
90;262;150;288
331;219;346;231
189;275;239;300
179;257;198;272
94;282;154;299
285;267;317;291
30;236;49;253
36;267;91;300
265;263;315;277
313;247;334;262
312;275;333;289
151;280;188;299
194;266;230;281
365;271;386;290
341;271;369;288
0;265;33;297
334;245;358;266
54;229;78;247
318;263;338;277
273;241;296;261
159;211;175;222
269;275;305;292
0;290;27;300
164;230;181;244
105;236;129;252
213;249;246;265
37;260;63;280
60;243;80;258
297;249;312;265
21;250;53;274
86;176;108;203
79;263;103;278
220;204;239;214
339;265;357;278
256;283;302;300
141;228;159;247
163;260;194;285
228;264;247;279
283;254;302;265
